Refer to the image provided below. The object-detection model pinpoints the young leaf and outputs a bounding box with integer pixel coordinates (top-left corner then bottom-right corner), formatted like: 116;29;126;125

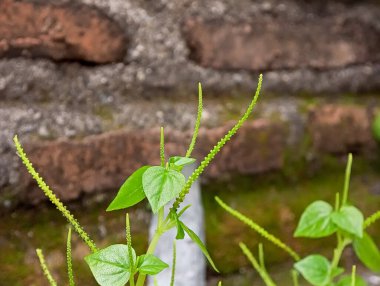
179;221;219;272
85;244;136;286
107;166;150;211
175;217;185;240
169;156;196;168
294;255;331;286
143;166;185;213
353;232;380;272
178;205;191;218
331;267;344;278
336;275;367;286
137;254;168;275
294;201;337;238
331;205;364;238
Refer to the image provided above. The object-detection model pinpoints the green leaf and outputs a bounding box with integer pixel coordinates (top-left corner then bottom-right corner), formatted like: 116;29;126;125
336;275;367;286
178;205;191;218
353;232;380;272
179;221;219;273
174;214;185;240
137;254;169;275
294;255;331;286
107;166;150;211
85;244;136;286
331;267;344;278
169;156;196;168
331;206;363;238
142;166;185;213
294;201;337;238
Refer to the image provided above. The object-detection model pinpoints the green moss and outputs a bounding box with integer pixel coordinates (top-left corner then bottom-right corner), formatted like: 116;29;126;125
93;105;114;121
202;163;380;274
0;198;149;285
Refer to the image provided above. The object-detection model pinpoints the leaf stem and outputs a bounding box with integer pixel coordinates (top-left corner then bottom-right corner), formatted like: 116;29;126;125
330;235;350;278
135;230;162;286
136;207;166;286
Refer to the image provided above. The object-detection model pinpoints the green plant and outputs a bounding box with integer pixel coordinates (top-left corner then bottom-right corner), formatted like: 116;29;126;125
372;113;380;142
216;154;380;286
14;74;263;285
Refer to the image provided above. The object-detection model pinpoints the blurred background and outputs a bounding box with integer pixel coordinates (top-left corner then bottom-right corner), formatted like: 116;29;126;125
0;0;380;285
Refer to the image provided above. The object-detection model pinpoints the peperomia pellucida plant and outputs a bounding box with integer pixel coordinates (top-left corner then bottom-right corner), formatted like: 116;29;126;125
216;154;380;286
13;74;263;285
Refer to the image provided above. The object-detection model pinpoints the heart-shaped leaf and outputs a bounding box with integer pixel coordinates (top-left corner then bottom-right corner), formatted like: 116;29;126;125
85;244;136;286
180;221;219;272
294;255;331;286
169;156;196;168
332;205;363;238
142;166;185;213
107;166;150;211
137;254;168;275
353;232;380;272
294;201;337;238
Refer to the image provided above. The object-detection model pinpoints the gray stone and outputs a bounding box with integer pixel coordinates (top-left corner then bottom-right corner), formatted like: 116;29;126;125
148;165;206;286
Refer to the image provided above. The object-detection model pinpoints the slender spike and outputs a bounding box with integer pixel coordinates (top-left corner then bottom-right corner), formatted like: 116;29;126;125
342;153;353;205
173;75;263;211
364;209;380;229
126;214;134;268
160;127;165;167
186;82;203;158
258;243;265;269
239;243;276;286
216;196;300;261
14;135;97;253
170;241;177;286
351;265;356;286
67;227;75;286
36;249;58;286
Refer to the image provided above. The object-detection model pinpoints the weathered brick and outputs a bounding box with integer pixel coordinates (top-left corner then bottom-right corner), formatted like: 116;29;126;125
0;0;126;63
184;17;379;71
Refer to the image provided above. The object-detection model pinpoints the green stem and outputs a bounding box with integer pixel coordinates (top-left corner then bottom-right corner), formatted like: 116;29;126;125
239;243;276;286
135;231;162;286
130;276;135;286
136;207;166;286
330;234;350;282
342;153;352;206
291;270;299;286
